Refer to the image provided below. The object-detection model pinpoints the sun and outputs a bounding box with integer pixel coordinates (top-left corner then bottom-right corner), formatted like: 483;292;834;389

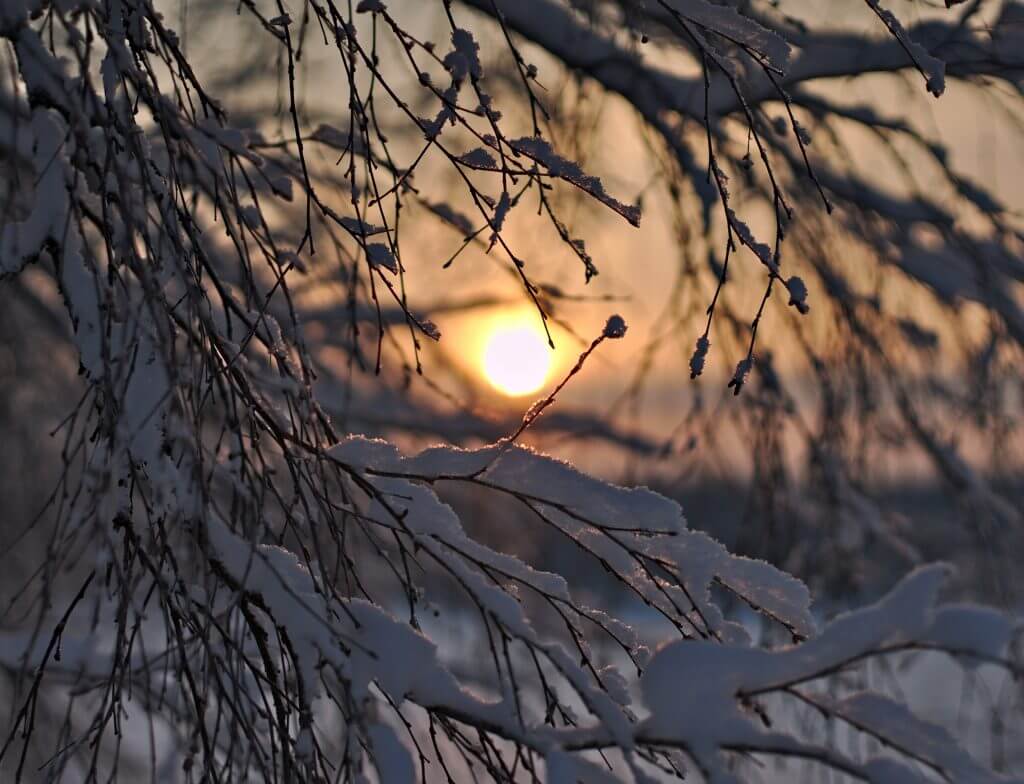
481;320;553;397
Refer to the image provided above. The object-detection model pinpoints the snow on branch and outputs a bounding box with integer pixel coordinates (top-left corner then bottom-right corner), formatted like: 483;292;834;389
0;0;1022;781
508;136;641;226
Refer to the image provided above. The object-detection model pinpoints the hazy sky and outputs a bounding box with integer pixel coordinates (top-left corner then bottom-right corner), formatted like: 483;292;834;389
172;0;1023;478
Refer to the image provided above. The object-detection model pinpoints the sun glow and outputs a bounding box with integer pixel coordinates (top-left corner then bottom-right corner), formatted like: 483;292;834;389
481;320;553;397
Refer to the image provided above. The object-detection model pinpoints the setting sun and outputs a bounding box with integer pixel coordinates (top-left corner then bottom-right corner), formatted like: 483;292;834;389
481;321;553;397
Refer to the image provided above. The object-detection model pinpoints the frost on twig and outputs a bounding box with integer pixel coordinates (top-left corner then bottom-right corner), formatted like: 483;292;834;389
509;136;642;227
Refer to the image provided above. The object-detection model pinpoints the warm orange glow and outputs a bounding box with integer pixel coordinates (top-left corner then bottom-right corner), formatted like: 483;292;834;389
481;320;552;396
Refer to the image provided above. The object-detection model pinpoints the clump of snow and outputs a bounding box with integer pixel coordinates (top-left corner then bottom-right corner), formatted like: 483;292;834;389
690;335;710;378
443;28;483;82
922;604;1020;661
603;314;628;338
785;275;809;313
727;207;775;272
489;190;512;237
728;356;753;394
420;319;441;340
418;87;458;140
340;216;387;237
459;147;498;169
366;242;398;273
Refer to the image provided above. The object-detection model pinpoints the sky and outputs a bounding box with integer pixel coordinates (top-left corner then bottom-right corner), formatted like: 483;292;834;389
170;0;1024;481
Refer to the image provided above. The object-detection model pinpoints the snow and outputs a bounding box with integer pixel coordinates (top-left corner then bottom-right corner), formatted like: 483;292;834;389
418;87;458;140
329;438;575;602
690;335;710;378
339;216;388;237
728;357;753;394
2;0;1020;779
478;445;684;534
546;750;623;784
923;604;1019;661
489;190;512;237
329;436;818;645
420;319;441;340
443;28;483;82
784;275;809;313
861;758;930;784
694;534;815;637
602;314;628;338
327;437;836;752
862;0;945;97
366;723;415;783
1;110;73;276
366;242;398;273
1;103;171;474
509;136;641;227
827;692;1016;784
206;513;514;724
726;207;775;272
663;0;791;73
638;565;1016;782
459;146;499;169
